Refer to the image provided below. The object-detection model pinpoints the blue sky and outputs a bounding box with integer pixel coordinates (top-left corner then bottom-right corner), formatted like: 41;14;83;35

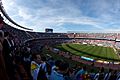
2;0;120;33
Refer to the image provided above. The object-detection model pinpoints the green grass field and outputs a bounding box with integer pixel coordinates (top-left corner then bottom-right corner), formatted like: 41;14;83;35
56;43;120;61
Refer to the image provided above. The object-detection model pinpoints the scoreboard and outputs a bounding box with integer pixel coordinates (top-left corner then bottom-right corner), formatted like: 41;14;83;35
45;28;53;33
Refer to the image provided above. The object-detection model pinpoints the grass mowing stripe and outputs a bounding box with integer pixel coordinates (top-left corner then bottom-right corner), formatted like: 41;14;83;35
110;48;119;60
89;46;103;58
68;44;95;53
68;44;90;51
90;46;101;56
67;44;103;59
62;44;85;56
67;44;95;55
56;43;120;61
67;44;110;59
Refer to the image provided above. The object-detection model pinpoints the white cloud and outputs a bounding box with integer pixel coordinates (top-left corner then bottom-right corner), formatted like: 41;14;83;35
18;7;33;20
2;0;120;32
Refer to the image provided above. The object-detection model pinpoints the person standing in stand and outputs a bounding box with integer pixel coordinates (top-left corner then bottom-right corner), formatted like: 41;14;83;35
0;30;9;80
31;53;42;80
0;15;9;80
2;32;15;80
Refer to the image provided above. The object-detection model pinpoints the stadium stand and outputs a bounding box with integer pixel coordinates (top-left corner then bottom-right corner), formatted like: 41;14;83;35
1;3;120;79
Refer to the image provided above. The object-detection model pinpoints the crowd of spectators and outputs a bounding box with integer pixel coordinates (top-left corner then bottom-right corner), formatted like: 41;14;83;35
67;33;118;40
2;23;120;49
1;14;120;80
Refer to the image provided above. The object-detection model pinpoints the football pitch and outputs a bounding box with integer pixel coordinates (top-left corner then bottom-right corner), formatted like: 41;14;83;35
56;43;120;61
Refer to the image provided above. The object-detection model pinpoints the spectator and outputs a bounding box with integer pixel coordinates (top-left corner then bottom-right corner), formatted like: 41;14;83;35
108;70;117;80
104;69;112;80
52;60;62;70
31;53;42;80
37;55;52;80
94;67;105;80
3;32;15;80
75;66;87;80
47;57;55;67
0;14;4;29
0;30;9;80
50;62;69;80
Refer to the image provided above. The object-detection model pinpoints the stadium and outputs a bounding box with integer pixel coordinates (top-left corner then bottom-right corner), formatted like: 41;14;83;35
0;0;120;80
